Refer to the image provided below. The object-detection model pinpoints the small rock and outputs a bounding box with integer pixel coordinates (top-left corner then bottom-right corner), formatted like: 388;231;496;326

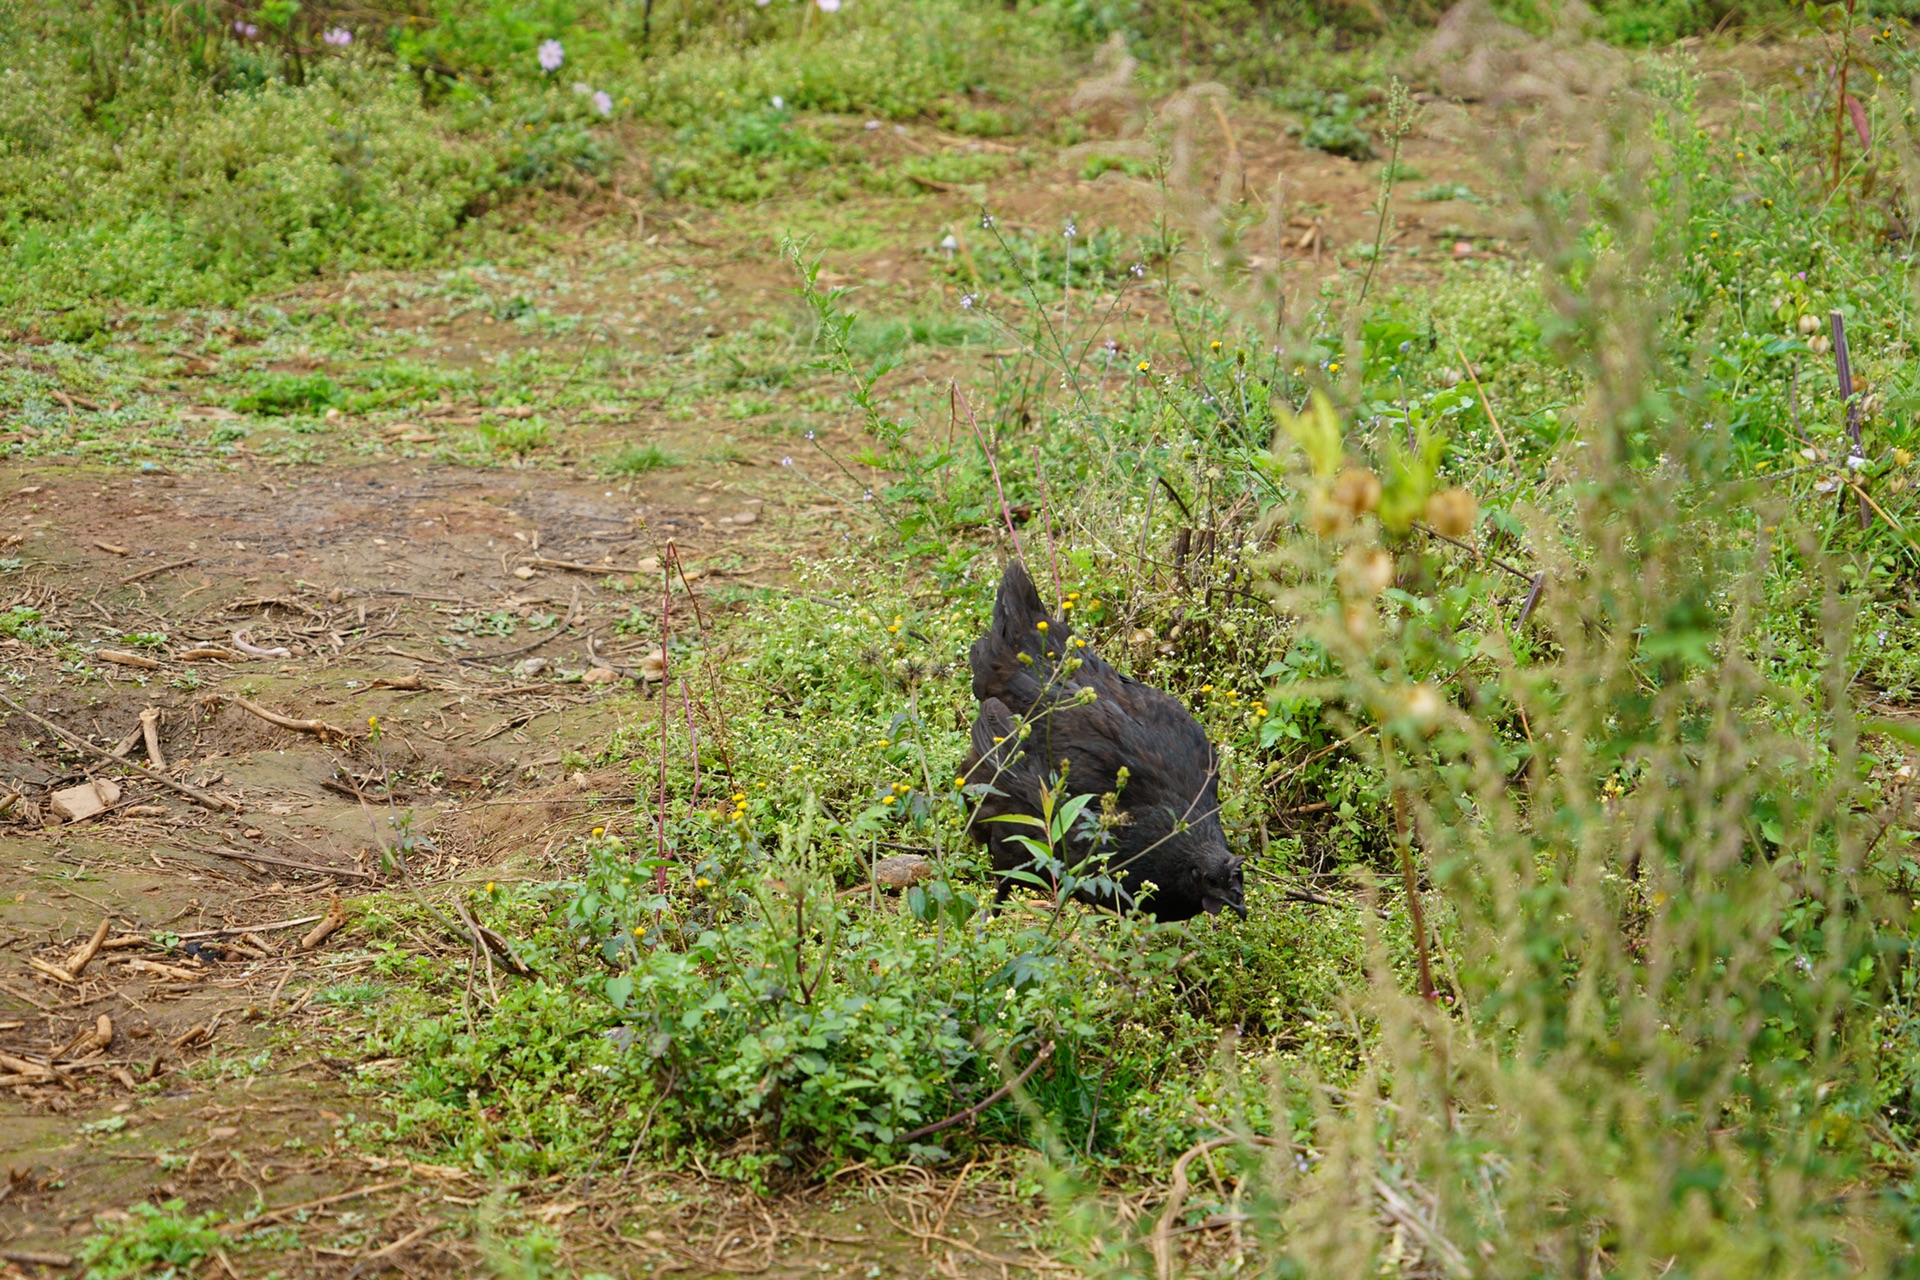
515;656;551;677
207;1126;240;1140
48;778;121;823
513;565;539;580
872;854;934;890
582;666;619;685
731;510;758;526
1452;240;1474;259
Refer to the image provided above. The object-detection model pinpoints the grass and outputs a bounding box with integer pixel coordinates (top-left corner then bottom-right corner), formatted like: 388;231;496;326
600;442;681;476
37;0;1920;1273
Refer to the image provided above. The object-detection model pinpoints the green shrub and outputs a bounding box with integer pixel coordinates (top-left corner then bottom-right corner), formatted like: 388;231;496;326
78;1200;223;1280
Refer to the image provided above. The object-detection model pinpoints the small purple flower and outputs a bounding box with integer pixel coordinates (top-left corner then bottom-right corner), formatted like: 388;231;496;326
1064;220;1077;239
322;26;352;46
1130;263;1146;277
233;19;259;37
537;39;565;72
593;90;613;117
1794;272;1807;281
817;0;841;11
781;456;794;466
960;294;976;310
980;214;996;230
865;120;880;131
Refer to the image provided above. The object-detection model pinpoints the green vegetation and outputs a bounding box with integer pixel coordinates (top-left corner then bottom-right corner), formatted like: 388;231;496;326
29;0;1920;1273
78;1200;222;1280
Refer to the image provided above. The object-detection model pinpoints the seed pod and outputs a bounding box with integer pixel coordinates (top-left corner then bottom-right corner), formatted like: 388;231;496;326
1809;335;1832;356
1797;314;1822;335
1307;486;1352;537
1338;546;1395;599
1330;467;1382;518
1424;486;1478;539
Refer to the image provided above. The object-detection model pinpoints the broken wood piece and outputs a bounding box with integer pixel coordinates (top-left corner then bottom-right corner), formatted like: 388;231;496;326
371;673;426;690
108;722;144;759
0;1248;74;1269
175;915;324;941
93;541;131;556
100;935;147;949
178;647;238;662
125;958;202;982
451;899;534;976
139;707;166;770
300;895;349;950
231;629;293;659
48;777;121;823
521;556;661;576
0;693;242;814
200;846;372;880
0;1053;53;1081
217;696;350;745
121;557;199;585
26;957;76;986
97;649;162;670
65;918;112;978
56;1014;112;1062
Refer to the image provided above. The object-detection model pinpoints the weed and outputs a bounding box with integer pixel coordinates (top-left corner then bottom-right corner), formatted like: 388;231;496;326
479;417;551;458
600;442;680;476
78;1200;222;1280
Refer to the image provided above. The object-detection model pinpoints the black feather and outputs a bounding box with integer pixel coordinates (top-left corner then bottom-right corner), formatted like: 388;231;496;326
959;560;1244;922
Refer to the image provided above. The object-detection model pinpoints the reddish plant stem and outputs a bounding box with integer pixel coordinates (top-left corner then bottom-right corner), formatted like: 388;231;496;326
656;549;674;891
1031;444;1064;605
1831;0;1858;189
957;381;1024;559
1394;787;1437;1003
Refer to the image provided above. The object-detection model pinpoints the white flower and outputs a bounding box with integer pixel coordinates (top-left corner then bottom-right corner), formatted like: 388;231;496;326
939;234;957;252
537;39;565;72
771;95;785;109
817;0;841;11
593;90;613;117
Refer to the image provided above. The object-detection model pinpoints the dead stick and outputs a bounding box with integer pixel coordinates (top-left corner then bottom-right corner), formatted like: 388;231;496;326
176;915;325;941
120;557;198;586
217;696;350;745
139;707;166;770
897;1040;1055;1143
219;1181;407;1234
300;895;349;950
0;693;240;813
197;846;373;881
65;918;112;978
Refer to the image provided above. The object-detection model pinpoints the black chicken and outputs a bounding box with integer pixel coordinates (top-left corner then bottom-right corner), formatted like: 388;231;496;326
959;560;1245;922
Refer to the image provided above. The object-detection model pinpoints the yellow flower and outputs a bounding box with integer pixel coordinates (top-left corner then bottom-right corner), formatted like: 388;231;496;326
1201;684;1214;693
876;738;890;747
592;826;605;836
1136;360;1149;373
731;792;746;802
367;715;379;727
485;881;496;893
1061;600;1074;610
882;795;896;805
953;777;968;788
1072;637;1087;649
1210;341;1222;352
992;735;1005;744
1328;362;1341;374
1225;690;1240;700
887;624;901;633
893;782;910;792
696;876;712;888
1035;621;1048;632
1066;592;1080;600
